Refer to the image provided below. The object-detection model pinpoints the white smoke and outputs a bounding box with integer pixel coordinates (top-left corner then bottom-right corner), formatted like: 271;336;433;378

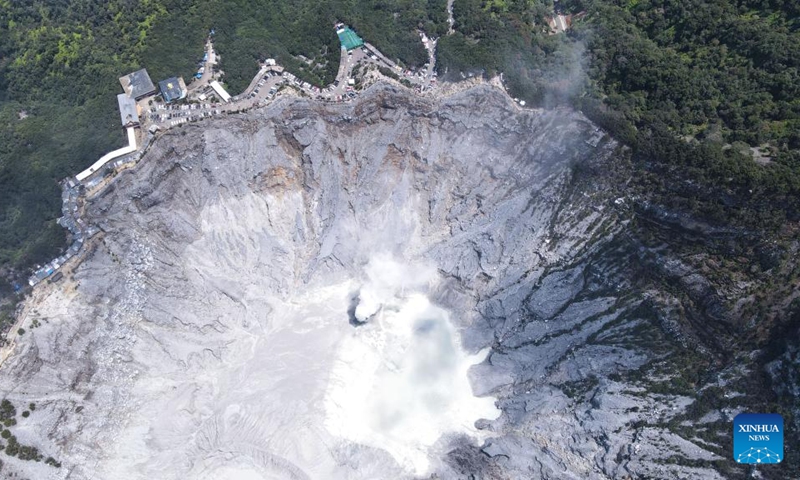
325;254;500;475
354;252;437;322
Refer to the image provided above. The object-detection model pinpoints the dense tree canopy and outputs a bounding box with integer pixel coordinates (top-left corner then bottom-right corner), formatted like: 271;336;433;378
435;0;799;227
568;0;800;226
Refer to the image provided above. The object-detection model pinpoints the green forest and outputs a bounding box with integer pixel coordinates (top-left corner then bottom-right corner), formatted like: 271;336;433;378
0;0;208;283
439;0;800;229
0;0;798;293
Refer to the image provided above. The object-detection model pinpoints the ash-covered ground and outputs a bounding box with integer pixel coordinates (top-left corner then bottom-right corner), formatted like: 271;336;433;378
0;84;742;479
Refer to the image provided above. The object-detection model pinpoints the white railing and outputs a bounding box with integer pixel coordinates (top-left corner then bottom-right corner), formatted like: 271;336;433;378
75;127;137;181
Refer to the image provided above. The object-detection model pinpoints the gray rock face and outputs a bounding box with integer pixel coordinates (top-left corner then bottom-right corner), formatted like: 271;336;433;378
0;84;726;479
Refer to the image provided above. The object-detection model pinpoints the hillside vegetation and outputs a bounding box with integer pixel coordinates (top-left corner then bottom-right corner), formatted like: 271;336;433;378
438;0;800;229
0;0;207;279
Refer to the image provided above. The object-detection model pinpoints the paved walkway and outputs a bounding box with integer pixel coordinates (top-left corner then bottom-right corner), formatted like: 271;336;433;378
187;39;218;93
75;127;137;181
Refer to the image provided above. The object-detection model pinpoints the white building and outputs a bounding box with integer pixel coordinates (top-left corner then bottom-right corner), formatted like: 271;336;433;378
210;81;232;102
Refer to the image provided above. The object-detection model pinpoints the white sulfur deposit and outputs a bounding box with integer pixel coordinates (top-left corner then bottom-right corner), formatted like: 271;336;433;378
326;255;500;475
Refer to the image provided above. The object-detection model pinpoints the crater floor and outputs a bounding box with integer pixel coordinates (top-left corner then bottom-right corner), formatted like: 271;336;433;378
0;84;724;479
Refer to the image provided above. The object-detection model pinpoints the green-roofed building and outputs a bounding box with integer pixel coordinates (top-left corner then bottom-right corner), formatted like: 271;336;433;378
336;25;364;51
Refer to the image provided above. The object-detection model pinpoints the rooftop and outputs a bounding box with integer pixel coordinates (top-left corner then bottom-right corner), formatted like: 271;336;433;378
117;94;139;126
159;77;187;103
119;69;157;99
337;27;364;51
209;80;232;102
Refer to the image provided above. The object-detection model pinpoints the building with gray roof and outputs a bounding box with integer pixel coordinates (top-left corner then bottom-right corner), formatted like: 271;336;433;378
117;94;140;127
119;69;157;100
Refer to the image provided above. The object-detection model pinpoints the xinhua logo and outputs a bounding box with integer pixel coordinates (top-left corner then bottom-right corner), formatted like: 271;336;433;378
733;413;783;464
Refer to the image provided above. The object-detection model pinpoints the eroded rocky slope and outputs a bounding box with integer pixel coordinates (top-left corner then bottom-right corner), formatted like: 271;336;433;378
0;84;794;479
